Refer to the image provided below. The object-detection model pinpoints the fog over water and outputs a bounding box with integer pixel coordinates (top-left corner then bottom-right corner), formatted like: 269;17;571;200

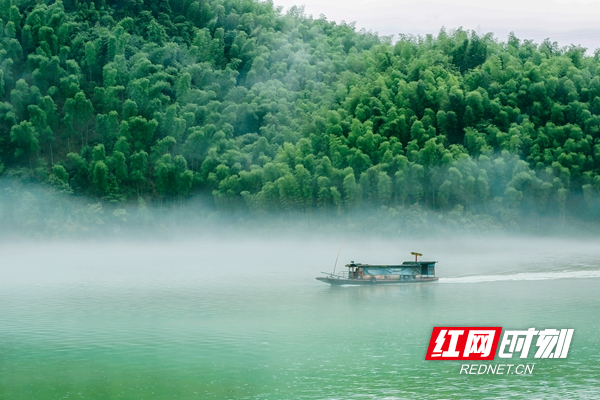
5;233;600;282
1;234;600;398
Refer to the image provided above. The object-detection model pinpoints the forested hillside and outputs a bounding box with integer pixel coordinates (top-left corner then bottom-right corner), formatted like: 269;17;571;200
1;0;600;230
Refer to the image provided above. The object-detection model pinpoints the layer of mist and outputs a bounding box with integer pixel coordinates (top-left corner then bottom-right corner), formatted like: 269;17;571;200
2;178;600;239
4;232;600;280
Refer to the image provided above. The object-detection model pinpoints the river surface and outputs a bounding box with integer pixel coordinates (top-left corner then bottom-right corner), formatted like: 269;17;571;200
1;236;599;399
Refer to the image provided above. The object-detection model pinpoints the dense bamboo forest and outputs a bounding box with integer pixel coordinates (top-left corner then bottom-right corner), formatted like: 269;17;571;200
1;0;600;233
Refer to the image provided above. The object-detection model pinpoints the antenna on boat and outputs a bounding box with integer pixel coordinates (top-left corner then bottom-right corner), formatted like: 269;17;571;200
332;239;345;276
411;251;423;262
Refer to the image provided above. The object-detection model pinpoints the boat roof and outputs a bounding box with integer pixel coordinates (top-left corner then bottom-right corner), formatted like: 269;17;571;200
346;261;437;267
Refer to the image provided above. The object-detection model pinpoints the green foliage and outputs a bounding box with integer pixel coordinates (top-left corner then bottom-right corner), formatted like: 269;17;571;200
10;120;38;158
0;0;599;225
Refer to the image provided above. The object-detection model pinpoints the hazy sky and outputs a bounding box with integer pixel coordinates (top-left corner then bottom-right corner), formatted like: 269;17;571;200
272;0;600;51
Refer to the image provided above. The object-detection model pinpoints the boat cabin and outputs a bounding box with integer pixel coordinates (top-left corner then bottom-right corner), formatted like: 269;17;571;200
345;261;436;281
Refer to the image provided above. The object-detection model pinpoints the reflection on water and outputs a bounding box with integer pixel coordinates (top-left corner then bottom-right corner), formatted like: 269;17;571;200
1;236;599;399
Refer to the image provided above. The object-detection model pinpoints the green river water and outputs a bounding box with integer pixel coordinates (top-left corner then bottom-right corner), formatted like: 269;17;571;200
1;236;599;399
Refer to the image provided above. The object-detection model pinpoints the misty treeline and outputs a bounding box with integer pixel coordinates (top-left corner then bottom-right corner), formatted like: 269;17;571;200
1;0;600;233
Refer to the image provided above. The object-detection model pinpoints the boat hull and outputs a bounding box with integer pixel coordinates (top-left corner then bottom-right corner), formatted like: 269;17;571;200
316;277;439;285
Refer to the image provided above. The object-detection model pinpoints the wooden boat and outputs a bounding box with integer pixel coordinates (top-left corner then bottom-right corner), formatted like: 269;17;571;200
316;252;438;285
